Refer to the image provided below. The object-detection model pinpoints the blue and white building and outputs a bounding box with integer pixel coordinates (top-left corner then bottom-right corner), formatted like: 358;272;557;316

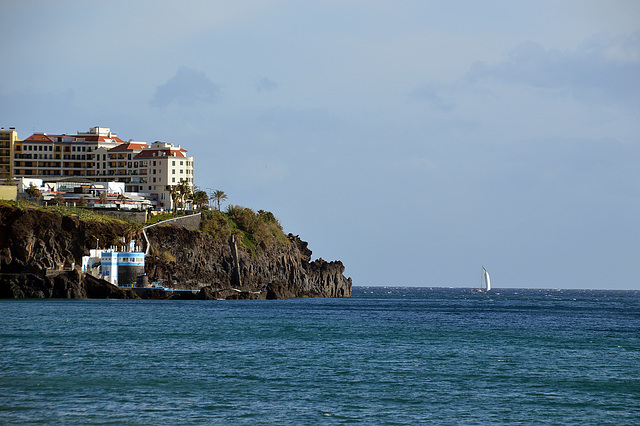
82;241;145;286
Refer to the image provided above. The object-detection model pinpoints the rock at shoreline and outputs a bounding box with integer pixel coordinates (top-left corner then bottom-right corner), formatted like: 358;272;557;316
0;204;352;299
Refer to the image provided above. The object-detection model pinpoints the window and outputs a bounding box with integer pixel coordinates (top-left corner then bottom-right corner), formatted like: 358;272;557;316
180;169;183;174
153;161;156;166
180;161;183;165
153;177;156;183
172;160;175;166
172;177;175;183
172;169;175;174
72;146;76;152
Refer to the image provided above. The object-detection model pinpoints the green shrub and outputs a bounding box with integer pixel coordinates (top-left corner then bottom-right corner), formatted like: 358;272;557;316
200;205;289;250
146;211;187;225
201;210;232;240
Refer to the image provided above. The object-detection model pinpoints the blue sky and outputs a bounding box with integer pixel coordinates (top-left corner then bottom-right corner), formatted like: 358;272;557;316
1;1;639;289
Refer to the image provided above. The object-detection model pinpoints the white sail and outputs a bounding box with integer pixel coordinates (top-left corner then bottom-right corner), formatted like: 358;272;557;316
484;268;491;292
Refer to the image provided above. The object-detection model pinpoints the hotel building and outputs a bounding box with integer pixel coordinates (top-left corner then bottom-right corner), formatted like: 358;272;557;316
13;127;124;179
9;126;195;210
134;141;194;209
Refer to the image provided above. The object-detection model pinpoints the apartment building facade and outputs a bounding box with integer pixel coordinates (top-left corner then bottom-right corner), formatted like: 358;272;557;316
94;140;149;192
13;127;124;179
0;127;19;181
8;126;195;210
134;141;194;210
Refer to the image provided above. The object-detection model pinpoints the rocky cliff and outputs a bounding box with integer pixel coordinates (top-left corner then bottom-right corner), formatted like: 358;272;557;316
145;226;351;298
0;203;352;299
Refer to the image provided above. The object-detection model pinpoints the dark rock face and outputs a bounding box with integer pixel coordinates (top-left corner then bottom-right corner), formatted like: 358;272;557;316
144;226;352;298
0;205;136;274
0;204;352;299
0;271;136;299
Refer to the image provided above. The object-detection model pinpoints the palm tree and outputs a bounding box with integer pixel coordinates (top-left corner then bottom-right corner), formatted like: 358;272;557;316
168;185;181;212
212;190;228;211
176;180;192;211
191;189;208;210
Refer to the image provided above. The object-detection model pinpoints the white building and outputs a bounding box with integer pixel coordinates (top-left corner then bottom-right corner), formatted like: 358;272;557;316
13;128;196;210
134;142;194;211
82;240;145;286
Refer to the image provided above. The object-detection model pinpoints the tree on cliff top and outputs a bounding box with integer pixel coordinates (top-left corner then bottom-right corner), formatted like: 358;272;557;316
177;180;192;210
25;184;42;201
192;189;208;210
212;190;227;211
168;185;180;212
50;193;66;206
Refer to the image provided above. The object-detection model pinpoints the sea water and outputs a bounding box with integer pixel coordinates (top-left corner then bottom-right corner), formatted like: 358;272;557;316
1;287;639;424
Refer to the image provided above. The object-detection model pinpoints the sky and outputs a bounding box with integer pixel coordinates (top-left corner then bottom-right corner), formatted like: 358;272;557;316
1;0;639;289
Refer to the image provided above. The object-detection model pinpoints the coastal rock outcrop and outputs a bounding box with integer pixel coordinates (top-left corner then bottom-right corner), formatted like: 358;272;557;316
0;204;352;299
144;226;351;298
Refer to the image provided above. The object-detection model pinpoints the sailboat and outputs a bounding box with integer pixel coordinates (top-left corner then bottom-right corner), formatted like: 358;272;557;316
473;266;491;293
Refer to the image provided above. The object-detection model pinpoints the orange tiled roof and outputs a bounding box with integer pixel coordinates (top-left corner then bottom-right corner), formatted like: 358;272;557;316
23;134;54;142
110;141;149;151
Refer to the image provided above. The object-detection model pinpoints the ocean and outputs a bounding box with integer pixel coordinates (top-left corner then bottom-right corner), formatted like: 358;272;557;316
1;287;639;424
